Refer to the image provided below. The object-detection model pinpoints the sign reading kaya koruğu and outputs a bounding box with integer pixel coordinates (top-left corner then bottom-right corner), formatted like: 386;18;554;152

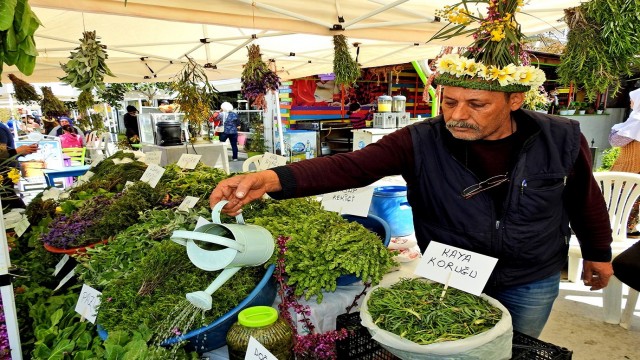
414;241;498;296
321;187;374;217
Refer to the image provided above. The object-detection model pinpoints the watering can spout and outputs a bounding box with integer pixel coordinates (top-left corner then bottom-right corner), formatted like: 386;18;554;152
187;267;242;310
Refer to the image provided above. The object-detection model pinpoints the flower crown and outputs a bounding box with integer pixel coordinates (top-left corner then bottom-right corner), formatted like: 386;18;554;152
430;0;545;92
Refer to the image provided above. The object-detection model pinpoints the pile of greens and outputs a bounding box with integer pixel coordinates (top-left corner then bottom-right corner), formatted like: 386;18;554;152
367;278;502;345
250;198;396;302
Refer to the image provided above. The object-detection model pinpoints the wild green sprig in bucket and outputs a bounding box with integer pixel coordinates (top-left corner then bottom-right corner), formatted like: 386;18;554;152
367;278;501;345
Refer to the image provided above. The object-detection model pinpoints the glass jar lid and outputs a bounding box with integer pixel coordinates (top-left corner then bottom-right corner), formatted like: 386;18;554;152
238;306;278;328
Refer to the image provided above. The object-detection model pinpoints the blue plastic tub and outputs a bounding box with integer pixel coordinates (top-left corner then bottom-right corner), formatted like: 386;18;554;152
336;214;391;286
368;186;414;237
99;264;277;353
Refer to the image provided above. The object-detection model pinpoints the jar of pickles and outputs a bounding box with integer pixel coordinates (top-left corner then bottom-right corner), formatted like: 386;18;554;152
226;306;293;360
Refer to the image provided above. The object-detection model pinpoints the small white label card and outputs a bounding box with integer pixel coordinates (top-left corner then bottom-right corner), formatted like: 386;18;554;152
53;255;70;276
139;164;165;188
14;217;30;238
260;152;287;169
54;267;76;291
321;187;374;217
245;336;278;360
90;154;105;167
414;241;498;296
177;196;200;212
75;284;102;324
177;154;202;169
143;151;162;165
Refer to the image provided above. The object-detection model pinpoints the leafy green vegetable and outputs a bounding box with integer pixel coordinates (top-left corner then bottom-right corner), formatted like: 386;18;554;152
0;0;40;77
59;30;115;90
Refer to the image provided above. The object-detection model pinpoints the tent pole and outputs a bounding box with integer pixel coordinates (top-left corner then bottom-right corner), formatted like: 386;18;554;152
234;0;333;28
213;38;254;65
342;0;409;28
0;200;23;360
273;90;285;158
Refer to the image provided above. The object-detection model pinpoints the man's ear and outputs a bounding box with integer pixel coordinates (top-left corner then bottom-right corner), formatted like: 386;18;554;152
509;92;525;111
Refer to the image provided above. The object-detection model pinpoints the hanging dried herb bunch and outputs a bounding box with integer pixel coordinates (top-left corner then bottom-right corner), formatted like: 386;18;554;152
77;89;94;116
171;57;218;135
241;44;280;111
332;34;360;88
8;74;40;104
60;30;115;91
39;86;68;118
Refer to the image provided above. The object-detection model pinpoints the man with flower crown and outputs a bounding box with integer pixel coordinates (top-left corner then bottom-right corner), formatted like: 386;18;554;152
208;0;613;338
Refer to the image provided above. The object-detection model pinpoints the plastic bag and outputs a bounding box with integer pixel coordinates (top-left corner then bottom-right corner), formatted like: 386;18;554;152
360;283;513;360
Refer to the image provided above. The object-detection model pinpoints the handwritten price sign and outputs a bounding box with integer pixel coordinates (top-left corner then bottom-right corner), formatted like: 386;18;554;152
321;187;374;217
245;336;278;360
140;164;166;188
177;196;200;212
177;154;202;169
414;241;498;296
144;151;162;165
75;284;102;324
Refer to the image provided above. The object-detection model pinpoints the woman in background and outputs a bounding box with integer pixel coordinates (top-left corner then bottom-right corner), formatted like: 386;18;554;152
347;101;370;130
218;102;240;162
609;88;640;237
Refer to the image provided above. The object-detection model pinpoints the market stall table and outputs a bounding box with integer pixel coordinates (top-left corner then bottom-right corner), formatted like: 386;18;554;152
141;142;230;173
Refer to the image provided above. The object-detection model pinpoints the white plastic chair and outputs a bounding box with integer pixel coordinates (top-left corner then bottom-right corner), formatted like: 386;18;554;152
567;171;640;325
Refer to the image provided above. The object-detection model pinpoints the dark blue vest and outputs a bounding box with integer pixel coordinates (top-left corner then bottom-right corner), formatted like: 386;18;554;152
407;110;581;287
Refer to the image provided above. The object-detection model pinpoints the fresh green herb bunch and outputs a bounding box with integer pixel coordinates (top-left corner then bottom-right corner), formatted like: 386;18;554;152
249;198;396;302
97;239;264;336
76;208;202;287
367;278;502;345
24;193;57;227
87;181;163;241
59;30;115;90
0;0;41;77
558;1;640;100
8;74;40;104
160;163;229;207
39;86;68;118
76;89;94;119
69;160;147;196
332;34;360;88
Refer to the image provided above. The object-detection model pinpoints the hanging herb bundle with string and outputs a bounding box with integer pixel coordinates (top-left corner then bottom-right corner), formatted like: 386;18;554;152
241;44;280;111
39;86;68;118
332;34;360;88
76;89;94;130
171;57;218;138
7;74;40;104
60;30;115;91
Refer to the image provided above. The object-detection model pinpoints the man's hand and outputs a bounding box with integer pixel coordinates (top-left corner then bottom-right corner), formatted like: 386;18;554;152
209;170;282;216
582;260;614;291
16;143;38;156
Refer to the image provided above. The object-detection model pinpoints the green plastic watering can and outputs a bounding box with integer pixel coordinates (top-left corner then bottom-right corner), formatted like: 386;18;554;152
171;200;274;310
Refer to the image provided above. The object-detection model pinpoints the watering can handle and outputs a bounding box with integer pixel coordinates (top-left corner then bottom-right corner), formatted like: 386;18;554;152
211;200;245;225
171;230;245;252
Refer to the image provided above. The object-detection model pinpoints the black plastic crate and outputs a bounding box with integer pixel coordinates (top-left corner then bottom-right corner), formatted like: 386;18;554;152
512;331;573;360
335;312;399;360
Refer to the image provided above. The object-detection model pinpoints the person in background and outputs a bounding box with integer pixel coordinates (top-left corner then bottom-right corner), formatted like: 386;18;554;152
608;88;640;237
612;241;640;292
49;117;85;141
24;115;42;133
59;125;83;148
347;101;371;129
208;1;613;339
0;121;39;209
124;105;140;145
42;117;58;135
218;102;240;162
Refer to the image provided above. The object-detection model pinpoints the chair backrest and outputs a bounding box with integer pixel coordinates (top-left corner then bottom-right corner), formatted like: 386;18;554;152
62;147;86;166
593;171;640;241
85;131;99;147
242;154;265;172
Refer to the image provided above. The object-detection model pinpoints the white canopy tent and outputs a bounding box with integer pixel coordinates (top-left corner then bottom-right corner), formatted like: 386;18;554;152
1;0;578;84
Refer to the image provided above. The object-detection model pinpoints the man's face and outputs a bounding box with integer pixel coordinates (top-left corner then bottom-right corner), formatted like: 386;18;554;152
60;119;70;126
441;86;524;141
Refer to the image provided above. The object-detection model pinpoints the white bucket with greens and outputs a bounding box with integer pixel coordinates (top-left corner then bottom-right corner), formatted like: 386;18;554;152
360;278;512;360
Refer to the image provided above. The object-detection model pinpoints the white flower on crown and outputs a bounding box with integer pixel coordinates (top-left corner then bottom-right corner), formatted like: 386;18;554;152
435;54;546;88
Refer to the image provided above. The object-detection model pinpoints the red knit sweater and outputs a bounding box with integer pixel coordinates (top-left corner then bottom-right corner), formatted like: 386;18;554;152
271;120;613;262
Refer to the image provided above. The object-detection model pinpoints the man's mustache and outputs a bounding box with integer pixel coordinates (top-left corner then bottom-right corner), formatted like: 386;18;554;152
446;120;479;130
